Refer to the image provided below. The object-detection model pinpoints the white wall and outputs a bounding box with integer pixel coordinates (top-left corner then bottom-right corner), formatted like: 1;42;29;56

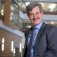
0;20;25;48
0;20;24;39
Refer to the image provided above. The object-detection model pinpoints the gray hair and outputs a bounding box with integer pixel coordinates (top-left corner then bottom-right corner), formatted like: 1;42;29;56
26;2;43;16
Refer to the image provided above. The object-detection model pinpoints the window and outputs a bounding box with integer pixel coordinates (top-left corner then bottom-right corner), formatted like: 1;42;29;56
0;0;4;15
10;0;19;27
2;38;5;51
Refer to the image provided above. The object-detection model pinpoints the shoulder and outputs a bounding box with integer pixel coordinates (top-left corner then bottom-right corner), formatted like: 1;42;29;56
45;23;57;34
45;24;57;30
42;22;57;34
24;28;31;38
25;28;31;33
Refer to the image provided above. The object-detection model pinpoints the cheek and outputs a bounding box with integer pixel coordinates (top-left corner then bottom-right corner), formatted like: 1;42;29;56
40;13;43;17
29;16;33;20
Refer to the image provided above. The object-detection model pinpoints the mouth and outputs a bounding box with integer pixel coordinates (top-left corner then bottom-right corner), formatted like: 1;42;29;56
33;17;39;21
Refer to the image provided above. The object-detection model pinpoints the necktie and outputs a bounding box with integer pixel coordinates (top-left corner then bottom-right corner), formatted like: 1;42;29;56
30;27;38;57
30;27;35;57
26;27;35;57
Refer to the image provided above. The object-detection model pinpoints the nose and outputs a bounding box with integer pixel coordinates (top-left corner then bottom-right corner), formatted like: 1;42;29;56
33;14;37;19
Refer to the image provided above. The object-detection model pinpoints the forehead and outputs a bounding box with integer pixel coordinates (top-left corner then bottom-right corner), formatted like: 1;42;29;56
29;6;40;13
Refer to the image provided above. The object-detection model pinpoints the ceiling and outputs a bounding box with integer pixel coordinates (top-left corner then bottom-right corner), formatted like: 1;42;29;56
23;0;57;3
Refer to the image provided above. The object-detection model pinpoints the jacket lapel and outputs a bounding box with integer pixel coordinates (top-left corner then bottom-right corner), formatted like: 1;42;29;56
23;29;31;57
34;22;46;48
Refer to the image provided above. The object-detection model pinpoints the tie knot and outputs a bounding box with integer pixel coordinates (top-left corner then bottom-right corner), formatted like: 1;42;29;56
31;26;35;31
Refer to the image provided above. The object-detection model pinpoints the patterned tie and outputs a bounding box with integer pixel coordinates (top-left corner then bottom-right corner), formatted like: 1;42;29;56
30;27;35;57
30;27;39;57
26;27;37;57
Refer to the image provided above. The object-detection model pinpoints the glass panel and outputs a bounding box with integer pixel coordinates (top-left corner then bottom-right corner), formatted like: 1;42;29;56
40;2;57;12
19;2;57;12
0;0;4;15
15;0;19;3
10;0;19;27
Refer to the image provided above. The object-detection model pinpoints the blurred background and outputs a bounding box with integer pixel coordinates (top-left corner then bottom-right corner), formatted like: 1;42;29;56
0;0;57;57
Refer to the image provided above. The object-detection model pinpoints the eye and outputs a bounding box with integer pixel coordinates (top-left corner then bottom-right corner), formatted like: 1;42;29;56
29;13;33;16
36;12;39;15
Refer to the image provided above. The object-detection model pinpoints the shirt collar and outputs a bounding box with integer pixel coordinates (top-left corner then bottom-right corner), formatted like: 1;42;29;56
35;21;43;29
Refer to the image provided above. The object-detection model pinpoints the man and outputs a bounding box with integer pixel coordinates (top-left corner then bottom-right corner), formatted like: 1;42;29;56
23;2;57;57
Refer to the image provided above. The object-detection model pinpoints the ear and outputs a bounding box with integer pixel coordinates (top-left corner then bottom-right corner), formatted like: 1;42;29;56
42;12;43;14
41;12;43;16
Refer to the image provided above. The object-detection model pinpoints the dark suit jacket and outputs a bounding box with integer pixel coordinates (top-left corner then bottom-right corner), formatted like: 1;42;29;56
23;22;57;57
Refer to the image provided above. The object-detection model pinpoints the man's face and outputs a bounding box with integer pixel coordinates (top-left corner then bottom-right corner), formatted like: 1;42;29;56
28;6;43;26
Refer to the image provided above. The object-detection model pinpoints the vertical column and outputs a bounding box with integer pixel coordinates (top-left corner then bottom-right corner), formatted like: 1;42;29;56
4;0;11;25
0;0;1;15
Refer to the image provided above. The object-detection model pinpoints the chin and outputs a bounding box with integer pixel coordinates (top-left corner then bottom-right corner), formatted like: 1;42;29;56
33;23;39;26
35;22;40;25
32;21;40;25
